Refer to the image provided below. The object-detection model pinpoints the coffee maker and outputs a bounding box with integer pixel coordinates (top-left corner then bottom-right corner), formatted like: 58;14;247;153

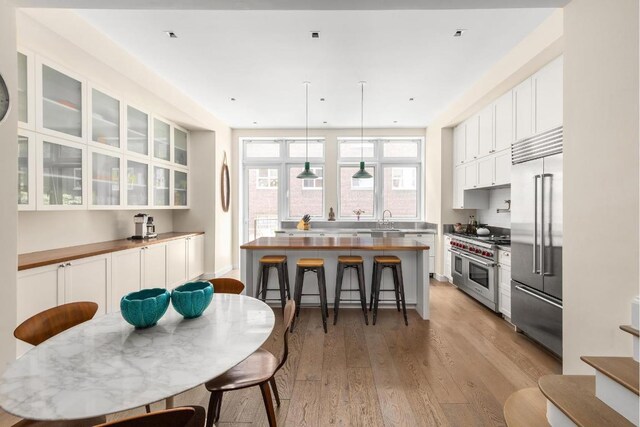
132;213;150;240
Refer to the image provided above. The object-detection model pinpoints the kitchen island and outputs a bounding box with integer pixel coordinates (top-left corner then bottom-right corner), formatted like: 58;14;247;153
241;236;431;319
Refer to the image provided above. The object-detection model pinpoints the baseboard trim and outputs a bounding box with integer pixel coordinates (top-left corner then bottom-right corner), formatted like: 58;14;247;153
434;273;453;283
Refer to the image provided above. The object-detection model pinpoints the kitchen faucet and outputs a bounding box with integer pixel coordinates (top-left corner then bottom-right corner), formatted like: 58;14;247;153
378;210;394;229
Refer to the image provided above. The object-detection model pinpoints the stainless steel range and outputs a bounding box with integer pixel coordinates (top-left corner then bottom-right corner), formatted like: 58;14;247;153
449;235;508;312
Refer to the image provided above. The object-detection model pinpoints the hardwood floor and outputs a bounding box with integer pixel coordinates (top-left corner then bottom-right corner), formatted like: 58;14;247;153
0;279;560;426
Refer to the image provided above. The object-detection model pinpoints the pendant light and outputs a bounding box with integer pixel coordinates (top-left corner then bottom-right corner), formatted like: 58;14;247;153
352;81;373;179
297;81;318;180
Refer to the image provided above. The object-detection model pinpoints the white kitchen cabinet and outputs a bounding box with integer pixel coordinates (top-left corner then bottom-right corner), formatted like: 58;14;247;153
18;129;36;211
187;234;205;279
153;165;171;208
453;165;464;208
89;147;123;208
453;165;489;209
111;248;143;310
36;134;87;210
411;233;435;276
167;239;188;287
463;162;478;189
533;56;563;134
143;243;168;288
36;58;86;143
498;251;512;319
444;236;452;281
173;169;188;208
464;115;479;162
453;124;466;165
477;156;494;188
64;255;110;315
17;49;35;131
494;90;513;151
478;105;494;158
125;157;151;207
174;126;188;167
494;150;511;186
152;117;171;163
513;78;533;143
125;104;150;158
89;85;122;151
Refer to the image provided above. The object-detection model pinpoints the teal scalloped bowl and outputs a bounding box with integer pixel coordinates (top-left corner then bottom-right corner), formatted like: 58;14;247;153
120;288;171;329
171;281;214;319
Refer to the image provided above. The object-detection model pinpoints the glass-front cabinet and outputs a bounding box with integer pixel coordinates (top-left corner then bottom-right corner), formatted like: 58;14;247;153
174;127;188;166
153;165;170;207
153;118;171;163
18;130;36;211
126;105;149;157
90;86;121;150
174;169;188;208
37;135;86;210
89;149;122;208
37;59;85;142
126;159;150;207
17;50;35;130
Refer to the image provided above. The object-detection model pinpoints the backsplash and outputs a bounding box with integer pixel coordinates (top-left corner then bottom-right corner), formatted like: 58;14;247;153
476;187;511;229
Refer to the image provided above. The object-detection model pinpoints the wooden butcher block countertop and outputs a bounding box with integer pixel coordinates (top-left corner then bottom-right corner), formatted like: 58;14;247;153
240;237;430;251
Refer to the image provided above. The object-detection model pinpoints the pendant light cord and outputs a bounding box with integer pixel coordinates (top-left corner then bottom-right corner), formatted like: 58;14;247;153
305;82;309;163
360;82;364;162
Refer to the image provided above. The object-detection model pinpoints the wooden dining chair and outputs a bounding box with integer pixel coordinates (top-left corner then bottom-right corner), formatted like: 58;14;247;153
207;277;245;294
95;406;205;427
204;299;295;427
12;301;105;427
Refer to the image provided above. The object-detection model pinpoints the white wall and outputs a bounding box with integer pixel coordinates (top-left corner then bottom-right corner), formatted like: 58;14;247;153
475;187;511;229
563;0;639;374
0;0;18;370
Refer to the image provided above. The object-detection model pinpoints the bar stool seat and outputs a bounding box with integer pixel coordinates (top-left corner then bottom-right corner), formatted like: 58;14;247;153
370;255;408;326
292;258;328;333
334;255;369;326
256;255;291;313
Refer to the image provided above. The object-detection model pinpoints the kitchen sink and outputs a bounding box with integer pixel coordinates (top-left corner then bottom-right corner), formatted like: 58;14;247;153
369;229;405;238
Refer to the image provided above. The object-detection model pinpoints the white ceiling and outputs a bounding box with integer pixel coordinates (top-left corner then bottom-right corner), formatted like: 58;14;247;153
75;8;555;129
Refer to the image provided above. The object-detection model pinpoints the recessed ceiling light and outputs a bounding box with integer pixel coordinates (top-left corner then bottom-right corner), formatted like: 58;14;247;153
253;121;257;125
164;31;178;39
454;29;466;37
409;98;414;101
311;31;320;39
230;97;236;101
393;120;398;123
323;121;327;124
320;98;325;102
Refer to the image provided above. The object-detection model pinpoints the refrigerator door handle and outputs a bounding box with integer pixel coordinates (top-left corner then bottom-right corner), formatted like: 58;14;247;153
515;285;563;309
533;175;537;274
540;173;545;277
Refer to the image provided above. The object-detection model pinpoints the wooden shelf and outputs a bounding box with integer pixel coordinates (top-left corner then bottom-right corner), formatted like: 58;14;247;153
581;356;639;395
538;375;634;427
503;387;549;427
620;325;639;337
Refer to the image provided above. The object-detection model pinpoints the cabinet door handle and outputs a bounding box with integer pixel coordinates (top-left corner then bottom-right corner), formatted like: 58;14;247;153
65;262;71;267
58;264;65;268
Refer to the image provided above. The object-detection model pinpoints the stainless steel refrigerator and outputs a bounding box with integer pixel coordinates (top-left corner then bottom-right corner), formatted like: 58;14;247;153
510;126;563;357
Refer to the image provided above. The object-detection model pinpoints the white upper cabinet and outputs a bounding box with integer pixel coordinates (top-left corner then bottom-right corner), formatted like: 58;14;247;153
126;105;150;157
477;156;494;188
494;150;511;186
18;129;36;211
89;86;122;151
126;158;151;207
513;78;533;142
494;90;513;152
533;56;563;133
478;105;494;158
153;165;171;208
17;49;35;130
464;115;479;162
453;124;466;165
174;126;188;167
89;147;123;208
153;117;171;163
36;58;86;143
463;162;477;189
173;169;188;208
453;165;464;209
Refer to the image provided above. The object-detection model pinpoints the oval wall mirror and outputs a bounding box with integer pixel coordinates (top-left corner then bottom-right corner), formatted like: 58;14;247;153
221;151;230;212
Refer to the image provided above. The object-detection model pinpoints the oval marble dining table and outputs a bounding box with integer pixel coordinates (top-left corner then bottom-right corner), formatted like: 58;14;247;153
0;294;275;422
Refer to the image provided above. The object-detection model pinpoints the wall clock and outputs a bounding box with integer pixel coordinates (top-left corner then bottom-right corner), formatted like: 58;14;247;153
0;73;9;123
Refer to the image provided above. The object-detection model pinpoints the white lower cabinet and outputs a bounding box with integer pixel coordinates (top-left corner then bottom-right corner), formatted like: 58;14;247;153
143;243;168;288
410;233;436;276
167;239;188;288
498;250;512;319
111;248;144;309
444;236;452;281
64;255;110;315
187;234;205;280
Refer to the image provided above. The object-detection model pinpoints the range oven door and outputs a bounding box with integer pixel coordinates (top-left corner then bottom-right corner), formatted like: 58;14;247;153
465;256;497;303
450;250;465;287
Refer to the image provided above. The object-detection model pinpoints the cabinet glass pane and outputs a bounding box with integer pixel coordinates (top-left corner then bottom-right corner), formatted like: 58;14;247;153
18;136;29;205
92;152;120;206
127;160;148;206
42;141;83;206
42;65;82;138
91;89;120;148
153;119;170;161
174;170;188;206
174;128;187;166
127;106;148;155
153;166;170;206
17;53;28;123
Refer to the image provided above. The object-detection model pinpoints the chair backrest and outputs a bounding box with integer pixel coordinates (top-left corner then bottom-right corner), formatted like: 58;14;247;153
95;406;205;427
208;278;245;295
276;299;296;372
14;301;99;346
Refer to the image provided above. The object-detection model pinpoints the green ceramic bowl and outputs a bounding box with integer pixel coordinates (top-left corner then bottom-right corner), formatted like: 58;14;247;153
120;288;171;329
171;281;214;319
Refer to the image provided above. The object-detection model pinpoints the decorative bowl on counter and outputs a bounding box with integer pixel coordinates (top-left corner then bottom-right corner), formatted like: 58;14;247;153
171;281;214;319
453;223;467;233
120;288;171;329
477;227;491;236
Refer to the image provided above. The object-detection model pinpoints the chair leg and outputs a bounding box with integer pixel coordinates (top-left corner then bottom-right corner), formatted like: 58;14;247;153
290;267;304;332
318;267;328;333
269;377;281;407
277;263;286;314
256;264;264;299
356;264;369;325
369;261;377;312
373;264;382;325
392;265;401;312
206;391;223;427
333;263;344;325
284;260;292;300
396;264;408;326
259;382;278;427
261;266;270;302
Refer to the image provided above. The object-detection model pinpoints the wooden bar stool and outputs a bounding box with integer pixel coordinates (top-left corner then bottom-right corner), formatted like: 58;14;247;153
291;258;328;333
370;255;408;326
333;256;369;325
255;255;291;313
